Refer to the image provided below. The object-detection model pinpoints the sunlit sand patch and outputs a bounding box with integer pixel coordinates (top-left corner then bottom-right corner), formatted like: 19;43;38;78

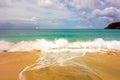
0;50;40;80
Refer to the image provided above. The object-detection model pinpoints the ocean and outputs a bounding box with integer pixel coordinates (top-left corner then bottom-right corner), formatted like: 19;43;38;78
0;29;120;42
0;29;120;80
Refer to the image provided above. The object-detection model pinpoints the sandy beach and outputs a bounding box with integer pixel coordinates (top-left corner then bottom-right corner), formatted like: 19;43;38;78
82;52;120;80
0;51;120;80
0;50;40;80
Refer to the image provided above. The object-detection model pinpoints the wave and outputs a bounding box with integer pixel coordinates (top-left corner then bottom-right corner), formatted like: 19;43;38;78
0;38;120;52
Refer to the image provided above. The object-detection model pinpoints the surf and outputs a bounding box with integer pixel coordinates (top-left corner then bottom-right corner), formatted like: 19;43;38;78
0;38;120;52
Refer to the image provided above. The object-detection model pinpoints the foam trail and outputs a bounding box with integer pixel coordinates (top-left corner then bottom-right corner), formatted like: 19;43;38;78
19;66;29;80
19;50;103;80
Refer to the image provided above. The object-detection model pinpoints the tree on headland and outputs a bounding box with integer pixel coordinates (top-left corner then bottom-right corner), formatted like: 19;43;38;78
105;22;120;29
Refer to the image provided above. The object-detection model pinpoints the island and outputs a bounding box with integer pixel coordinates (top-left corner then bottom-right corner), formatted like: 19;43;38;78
105;22;120;29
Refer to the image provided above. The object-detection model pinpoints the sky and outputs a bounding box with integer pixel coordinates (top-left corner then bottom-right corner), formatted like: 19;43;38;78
0;0;120;29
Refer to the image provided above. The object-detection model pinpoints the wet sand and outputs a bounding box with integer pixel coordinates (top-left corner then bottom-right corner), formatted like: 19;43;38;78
22;52;120;80
0;50;40;80
82;52;120;80
0;51;120;80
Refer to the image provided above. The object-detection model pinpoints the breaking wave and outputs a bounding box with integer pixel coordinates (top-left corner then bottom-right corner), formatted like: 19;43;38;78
0;38;120;52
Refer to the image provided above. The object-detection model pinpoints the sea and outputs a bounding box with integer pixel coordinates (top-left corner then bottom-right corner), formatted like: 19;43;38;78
0;29;120;52
0;29;120;42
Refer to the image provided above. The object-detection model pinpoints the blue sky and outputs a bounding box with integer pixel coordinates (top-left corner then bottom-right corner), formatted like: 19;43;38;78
0;0;120;29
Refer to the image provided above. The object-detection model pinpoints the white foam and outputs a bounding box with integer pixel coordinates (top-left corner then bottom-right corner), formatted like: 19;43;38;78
0;38;120;52
0;40;14;52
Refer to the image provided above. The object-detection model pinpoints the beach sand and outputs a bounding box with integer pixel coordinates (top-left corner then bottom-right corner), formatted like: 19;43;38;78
82;52;120;80
0;51;120;80
0;50;40;80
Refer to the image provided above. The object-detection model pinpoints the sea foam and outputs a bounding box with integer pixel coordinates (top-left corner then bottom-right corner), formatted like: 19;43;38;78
0;38;120;52
0;40;14;52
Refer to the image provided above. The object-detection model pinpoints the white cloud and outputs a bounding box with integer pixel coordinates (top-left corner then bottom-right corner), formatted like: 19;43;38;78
30;17;38;22
0;17;37;24
0;0;10;8
0;0;79;28
92;7;120;22
65;0;104;10
105;0;120;7
1;0;120;29
37;0;65;9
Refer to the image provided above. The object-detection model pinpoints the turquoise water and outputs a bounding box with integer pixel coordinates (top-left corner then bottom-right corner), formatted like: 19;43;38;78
0;29;120;42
